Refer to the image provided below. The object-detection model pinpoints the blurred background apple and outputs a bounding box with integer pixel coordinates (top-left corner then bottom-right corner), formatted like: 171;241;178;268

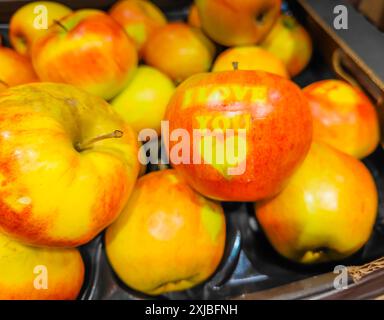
9;1;72;56
304;80;380;159
32;9;138;100
109;0;167;56
111;65;175;136
143;22;215;83
196;0;281;46
261;13;313;77
0;46;38;91
212;46;289;78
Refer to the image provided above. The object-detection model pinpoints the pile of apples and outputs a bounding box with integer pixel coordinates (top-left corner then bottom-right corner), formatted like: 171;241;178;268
0;0;381;299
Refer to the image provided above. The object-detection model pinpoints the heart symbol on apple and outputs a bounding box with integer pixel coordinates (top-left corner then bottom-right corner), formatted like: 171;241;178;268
196;131;247;178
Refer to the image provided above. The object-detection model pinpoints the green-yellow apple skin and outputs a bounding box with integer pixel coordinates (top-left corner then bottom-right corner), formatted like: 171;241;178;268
9;1;72;56
0;82;140;247
31;9;138;100
105;169;226;295
255;142;378;264
111;66;175;135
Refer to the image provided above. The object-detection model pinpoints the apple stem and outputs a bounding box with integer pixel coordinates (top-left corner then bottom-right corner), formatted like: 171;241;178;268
232;61;239;70
0;79;9;87
53;19;68;32
75;130;124;152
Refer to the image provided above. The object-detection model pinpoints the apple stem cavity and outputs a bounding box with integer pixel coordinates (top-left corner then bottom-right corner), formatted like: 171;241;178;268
53;19;69;32
282;16;297;30
75;130;124;152
232;61;239;70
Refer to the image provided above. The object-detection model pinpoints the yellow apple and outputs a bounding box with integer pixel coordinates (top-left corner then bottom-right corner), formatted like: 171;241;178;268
109;0;167;56
0;231;84;299
105;169;226;295
255;142;378;264
261;14;313;77
9;1;72;56
0;82;140;247
111;66;175;135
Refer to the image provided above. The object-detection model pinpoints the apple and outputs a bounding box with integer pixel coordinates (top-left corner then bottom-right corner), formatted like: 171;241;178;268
261;14;313;77
111;65;175;135
0;231;84;299
9;1;72;56
143;22;216;83
188;4;201;28
109;0;167;56
0;82;140;247
255;142;378;264
212;46;289;78
31;9;138;100
196;0;281;46
0;47;39;91
165;70;313;201
105;169;226;295
303;80;380;159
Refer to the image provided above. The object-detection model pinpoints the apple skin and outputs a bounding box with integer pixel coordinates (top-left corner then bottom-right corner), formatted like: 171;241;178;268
212;46;289;78
188;4;201;28
143;22;216;83
0;231;84;299
0;83;140;247
261;14;312;77
109;0;167;56
111;65;175;135
196;0;281;46
255;142;378;264
303;80;380;159
105;169;226;296
0;47;38;91
165;70;313;201
9;1;72;56
32;9;138;100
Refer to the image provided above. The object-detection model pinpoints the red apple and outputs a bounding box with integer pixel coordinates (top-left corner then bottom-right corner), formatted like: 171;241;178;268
303;80;380;159
32;9;138;100
165;70;313;201
0;47;38;91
